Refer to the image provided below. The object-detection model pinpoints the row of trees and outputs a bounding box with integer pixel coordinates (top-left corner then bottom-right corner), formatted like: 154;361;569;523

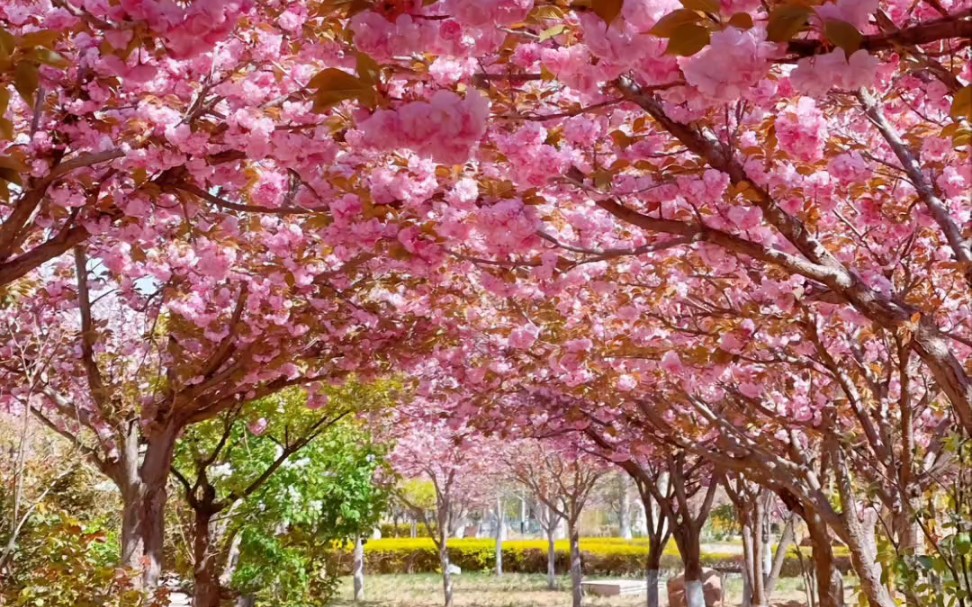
1;1;970;607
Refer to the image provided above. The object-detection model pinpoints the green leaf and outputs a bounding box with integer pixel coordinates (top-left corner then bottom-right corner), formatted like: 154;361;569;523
951;85;972;120
355;52;381;87
649;9;703;37
955;533;972;555
538;24;567;42
14;62;39;107
680;0;719;13
728;12;754;30
664;23;711;56
767;4;812;42
32;48;69;68
591;0;624;25
308;68;375;112
824;19;862;55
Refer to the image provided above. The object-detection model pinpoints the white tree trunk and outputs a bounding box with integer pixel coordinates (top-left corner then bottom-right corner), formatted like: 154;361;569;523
619;475;633;540
353;535;365;602
685;580;705;607
569;525;583;607
646;569;660;607
520;496;528;535
495;494;504;576
546;525;557;590
439;539;453;607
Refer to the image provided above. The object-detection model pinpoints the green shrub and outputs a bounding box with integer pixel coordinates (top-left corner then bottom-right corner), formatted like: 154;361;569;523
330;538;852;578
377;522;432;538
3;513;143;607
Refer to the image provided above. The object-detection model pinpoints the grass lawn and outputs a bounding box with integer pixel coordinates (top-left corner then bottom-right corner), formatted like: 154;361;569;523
331;572;836;607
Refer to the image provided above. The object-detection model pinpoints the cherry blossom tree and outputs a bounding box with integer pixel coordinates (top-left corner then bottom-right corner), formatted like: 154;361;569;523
2;3;971;606
723;474;797;607
506;438;605;607
0;236;435;589
391;412;504;607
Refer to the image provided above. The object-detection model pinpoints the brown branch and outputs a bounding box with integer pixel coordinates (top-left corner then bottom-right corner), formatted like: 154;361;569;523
785;11;972;58
859;90;972;290
537;231;694;262
27;405;107;472
195;286;248;383
592;197;840;285
0;150;123;261
611;78;972;433
74;246;110;408
497;99;624;122
173;182;315;216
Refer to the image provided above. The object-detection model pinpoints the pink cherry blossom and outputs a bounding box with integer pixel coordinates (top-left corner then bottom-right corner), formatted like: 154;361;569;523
679;27;773;101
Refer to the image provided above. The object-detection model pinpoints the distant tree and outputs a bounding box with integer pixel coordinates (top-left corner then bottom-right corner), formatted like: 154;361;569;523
171;383;393;607
391;416;502;607
506;440;605;607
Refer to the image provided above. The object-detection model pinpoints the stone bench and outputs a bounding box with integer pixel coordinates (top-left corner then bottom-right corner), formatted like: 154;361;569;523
581;579;649;597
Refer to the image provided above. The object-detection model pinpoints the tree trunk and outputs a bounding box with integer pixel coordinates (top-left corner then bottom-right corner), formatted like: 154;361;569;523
120;486;144;571
439;536;453;607
569;523;583;607
546;524;557;590
742;517;755;607
192;509;221;607
842;519;896;607
685;579;705;607
765;515;795;599
646;539;663;607
138;427;179;588
893;508;920;607
761;506;772;585
806;507;845;607
495;495;504;577
751;497;767;606
675;524;704;607
832;455;896;607
619;475;632;540
118;430;144;574
520;497;528;534
637;475;669;607
353;535;365;602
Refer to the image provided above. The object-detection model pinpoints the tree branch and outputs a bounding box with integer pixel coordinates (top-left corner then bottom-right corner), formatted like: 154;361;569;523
74;246;110;408
173;182;315;216
859;90;972;290
785;10;972;58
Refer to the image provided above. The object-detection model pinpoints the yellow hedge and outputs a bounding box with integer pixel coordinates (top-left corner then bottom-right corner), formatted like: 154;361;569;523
333;538;851;577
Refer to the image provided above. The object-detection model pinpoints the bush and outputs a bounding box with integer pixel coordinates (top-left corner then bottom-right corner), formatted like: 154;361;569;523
377;522;432;538
3;512;143;607
332;538;852;578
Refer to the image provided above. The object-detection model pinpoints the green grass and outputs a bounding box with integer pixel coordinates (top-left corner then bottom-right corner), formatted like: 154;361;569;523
330;572;827;607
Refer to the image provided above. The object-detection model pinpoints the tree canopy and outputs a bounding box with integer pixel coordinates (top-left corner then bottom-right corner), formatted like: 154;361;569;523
1;1;970;606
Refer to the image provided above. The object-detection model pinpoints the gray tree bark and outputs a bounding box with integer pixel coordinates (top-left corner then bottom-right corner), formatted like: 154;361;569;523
353;535;365;601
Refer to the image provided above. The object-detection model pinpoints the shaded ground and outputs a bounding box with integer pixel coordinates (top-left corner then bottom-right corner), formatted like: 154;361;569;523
332;572;840;607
